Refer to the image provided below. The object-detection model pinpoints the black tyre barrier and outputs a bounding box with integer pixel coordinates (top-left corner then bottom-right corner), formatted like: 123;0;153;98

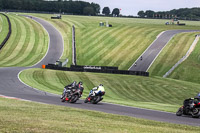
45;64;149;77
0;13;11;50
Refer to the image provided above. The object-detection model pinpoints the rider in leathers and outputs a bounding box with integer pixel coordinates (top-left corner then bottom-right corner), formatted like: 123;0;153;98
88;84;105;97
61;81;77;99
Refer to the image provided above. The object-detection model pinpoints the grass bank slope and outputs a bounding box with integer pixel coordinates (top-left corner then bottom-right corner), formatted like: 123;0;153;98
0;13;9;45
0;14;48;67
1;97;200;133
20;68;200;112
29;13;200;70
149;32;199;77
168;39;200;84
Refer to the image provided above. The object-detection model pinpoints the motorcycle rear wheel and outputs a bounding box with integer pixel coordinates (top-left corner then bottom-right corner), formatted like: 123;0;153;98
176;108;183;116
84;98;88;103
69;95;79;103
92;96;101;104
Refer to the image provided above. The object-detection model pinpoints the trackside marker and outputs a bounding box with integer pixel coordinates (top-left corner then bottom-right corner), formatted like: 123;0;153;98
42;65;46;69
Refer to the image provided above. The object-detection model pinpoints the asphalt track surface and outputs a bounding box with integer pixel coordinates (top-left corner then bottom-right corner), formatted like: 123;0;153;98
129;30;200;72
0;16;200;127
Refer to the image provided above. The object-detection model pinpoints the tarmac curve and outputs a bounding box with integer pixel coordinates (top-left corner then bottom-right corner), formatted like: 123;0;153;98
0;16;200;126
129;30;200;72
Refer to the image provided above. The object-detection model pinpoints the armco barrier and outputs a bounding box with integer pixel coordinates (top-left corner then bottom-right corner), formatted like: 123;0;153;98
45;64;149;77
0;13;11;50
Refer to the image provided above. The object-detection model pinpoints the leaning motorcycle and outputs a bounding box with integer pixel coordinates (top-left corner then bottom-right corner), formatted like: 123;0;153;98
84;91;105;104
176;97;200;118
61;88;82;103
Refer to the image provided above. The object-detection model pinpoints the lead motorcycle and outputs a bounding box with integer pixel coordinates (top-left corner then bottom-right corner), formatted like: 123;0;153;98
61;88;83;103
176;97;200;118
84;91;105;104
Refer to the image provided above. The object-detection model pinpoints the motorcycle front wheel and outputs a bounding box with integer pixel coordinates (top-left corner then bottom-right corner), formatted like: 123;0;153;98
191;108;200;118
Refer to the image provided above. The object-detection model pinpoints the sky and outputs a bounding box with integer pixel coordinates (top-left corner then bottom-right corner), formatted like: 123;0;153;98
82;0;200;16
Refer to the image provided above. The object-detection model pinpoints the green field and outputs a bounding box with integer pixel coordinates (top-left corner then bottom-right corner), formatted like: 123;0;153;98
1;13;200;131
0;14;48;67
1;97;200;133
0;14;9;45
29;14;200;69
19;68;200;112
168;40;200;84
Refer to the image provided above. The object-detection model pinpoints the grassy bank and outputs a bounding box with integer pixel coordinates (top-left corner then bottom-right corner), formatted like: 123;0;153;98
0;14;48;67
19;68;200;112
0;13;9;45
149;32;200;76
28;13;200;70
168;39;200;84
1;97;200;133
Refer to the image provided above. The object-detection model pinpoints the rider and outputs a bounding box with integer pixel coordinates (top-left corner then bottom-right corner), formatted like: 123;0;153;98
73;81;84;97
88;84;105;97
61;81;77;99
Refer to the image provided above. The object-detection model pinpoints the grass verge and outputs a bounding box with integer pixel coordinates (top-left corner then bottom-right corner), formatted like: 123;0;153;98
19;68;200;112
1;97;200;133
148;32;200;76
0;13;9;45
0;14;48;67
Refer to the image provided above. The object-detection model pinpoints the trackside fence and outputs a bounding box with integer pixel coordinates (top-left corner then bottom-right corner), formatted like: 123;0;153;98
45;64;149;77
0;13;11;50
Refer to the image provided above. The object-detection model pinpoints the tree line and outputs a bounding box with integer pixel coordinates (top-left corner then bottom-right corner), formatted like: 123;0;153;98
0;0;100;15
138;8;200;21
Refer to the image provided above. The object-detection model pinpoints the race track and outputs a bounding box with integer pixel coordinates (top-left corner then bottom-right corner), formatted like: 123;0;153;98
0;16;200;127
129;30;199;72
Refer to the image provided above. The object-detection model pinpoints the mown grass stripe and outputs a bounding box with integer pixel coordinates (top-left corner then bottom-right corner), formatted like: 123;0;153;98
0;15;21;65
2;16;31;66
21;17;47;66
84;26;131;65
0;15;2;33
87;26;144;65
0;14;9;44
80;27;116;54
111;29;161;69
103;26;149;64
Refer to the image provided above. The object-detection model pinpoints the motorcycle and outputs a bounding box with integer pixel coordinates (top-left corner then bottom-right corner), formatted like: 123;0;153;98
84;91;105;104
61;88;83;103
176;97;200;118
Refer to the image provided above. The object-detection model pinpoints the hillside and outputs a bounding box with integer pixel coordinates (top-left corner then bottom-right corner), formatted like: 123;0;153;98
30;13;200;70
20;68;200;112
0;14;48;67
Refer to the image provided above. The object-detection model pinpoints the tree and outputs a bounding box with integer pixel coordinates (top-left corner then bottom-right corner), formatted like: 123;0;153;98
137;10;145;18
112;8;120;17
83;6;95;16
91;2;100;15
102;7;110;16
145;10;154;18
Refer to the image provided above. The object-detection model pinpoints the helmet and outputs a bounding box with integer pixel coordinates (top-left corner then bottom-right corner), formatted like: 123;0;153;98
72;81;76;86
99;84;103;86
78;81;83;85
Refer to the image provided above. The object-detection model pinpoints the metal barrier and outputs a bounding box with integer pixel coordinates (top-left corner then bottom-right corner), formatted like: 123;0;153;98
45;64;149;77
